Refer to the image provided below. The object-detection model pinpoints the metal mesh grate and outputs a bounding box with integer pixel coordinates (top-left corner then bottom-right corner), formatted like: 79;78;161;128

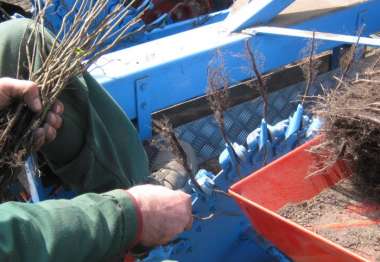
177;72;336;161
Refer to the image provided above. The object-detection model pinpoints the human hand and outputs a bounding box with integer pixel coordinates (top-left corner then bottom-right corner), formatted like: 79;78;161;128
127;185;193;247
0;78;64;149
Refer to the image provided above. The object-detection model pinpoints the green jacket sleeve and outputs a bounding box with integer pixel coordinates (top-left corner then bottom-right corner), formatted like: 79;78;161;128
0;189;142;262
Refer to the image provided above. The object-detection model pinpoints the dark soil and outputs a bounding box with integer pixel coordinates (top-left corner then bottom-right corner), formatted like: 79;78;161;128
278;178;380;261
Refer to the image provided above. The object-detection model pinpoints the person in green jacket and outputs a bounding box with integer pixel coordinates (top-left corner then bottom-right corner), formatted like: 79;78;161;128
0;18;193;261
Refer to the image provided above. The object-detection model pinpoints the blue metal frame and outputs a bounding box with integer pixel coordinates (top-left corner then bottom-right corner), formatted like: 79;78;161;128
134;10;230;45
143;103;319;261
90;0;380;139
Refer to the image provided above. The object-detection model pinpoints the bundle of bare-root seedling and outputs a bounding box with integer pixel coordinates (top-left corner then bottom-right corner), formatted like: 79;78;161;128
0;0;146;169
312;54;380;200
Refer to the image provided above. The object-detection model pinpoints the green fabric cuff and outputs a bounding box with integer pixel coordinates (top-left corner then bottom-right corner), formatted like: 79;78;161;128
102;189;142;250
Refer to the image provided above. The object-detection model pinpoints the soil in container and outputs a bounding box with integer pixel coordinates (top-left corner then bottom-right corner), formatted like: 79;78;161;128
278;178;380;261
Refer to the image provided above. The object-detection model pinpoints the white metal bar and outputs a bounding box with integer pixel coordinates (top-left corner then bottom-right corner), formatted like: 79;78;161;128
244;26;380;47
223;0;294;33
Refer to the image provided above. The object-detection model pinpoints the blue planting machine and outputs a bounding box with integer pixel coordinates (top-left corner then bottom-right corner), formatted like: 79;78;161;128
16;0;380;261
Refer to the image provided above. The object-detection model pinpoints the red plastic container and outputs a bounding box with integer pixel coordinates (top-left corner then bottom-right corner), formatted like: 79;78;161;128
229;136;376;262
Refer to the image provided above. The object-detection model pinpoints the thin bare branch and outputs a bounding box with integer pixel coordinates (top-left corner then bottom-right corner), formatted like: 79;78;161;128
245;39;268;120
153;118;204;193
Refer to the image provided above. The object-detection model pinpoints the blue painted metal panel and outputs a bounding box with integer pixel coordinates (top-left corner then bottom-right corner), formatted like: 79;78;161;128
136;77;154;138
25;156;41;202
139;10;230;45
90;0;380;139
143;106;319;261
176;73;326;161
23;155;76;202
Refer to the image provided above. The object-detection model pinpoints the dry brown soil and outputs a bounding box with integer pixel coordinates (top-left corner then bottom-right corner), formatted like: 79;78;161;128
278;178;380;261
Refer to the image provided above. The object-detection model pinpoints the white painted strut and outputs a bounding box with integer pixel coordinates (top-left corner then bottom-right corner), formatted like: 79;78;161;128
244;26;380;47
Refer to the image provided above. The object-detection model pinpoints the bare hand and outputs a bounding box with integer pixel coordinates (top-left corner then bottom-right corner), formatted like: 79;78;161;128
0;78;64;149
127;185;193;247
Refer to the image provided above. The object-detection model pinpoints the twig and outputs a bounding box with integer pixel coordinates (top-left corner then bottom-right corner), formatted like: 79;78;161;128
153;118;204;193
245;39;268;120
206;50;229;141
336;25;364;89
206;49;242;177
353;79;380;85
302;31;318;104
